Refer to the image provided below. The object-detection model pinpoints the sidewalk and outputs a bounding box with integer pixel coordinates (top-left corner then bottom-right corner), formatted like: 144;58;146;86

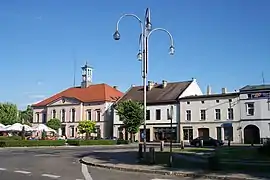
80;149;270;180
0;144;139;150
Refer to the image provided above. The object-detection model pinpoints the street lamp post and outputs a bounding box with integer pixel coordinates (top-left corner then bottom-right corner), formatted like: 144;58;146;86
168;105;174;167
113;8;175;158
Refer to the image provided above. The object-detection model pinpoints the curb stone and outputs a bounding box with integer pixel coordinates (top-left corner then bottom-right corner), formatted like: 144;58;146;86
80;157;264;180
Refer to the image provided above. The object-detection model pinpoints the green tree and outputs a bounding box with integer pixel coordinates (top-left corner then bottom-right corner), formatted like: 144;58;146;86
77;120;96;140
46;118;61;131
19;105;33;125
0;102;19;125
115;100;144;141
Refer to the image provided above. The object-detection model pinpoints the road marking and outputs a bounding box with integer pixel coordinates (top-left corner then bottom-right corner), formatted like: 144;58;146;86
0;168;7;171
41;174;61;178
81;164;93;180
14;170;31;174
35;154;59;157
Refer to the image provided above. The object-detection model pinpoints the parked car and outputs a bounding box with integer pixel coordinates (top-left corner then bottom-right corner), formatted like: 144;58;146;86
190;136;224;147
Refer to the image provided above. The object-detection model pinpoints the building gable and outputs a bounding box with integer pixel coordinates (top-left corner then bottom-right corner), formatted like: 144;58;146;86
47;96;81;106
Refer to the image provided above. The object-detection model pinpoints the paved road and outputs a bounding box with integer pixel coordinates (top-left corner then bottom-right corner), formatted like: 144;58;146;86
0;146;205;180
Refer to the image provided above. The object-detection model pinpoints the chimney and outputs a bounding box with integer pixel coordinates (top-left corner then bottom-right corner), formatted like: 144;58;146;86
113;86;118;89
131;84;135;87
206;85;211;95
162;80;168;88
222;87;227;94
148;81;154;91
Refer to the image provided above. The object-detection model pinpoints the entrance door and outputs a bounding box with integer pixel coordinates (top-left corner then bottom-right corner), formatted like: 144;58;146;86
244;125;260;144
198;128;209;138
216;127;222;140
61;125;66;136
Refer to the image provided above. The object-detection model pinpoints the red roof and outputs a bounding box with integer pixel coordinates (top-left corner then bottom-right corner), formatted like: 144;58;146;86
32;83;123;107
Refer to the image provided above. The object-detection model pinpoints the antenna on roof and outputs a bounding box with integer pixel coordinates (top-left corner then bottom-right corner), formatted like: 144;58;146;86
72;50;77;87
262;71;265;85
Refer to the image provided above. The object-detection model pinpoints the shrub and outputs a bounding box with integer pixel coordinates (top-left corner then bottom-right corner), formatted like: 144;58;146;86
66;139;117;146
0;136;21;141
0;140;66;147
116;139;130;144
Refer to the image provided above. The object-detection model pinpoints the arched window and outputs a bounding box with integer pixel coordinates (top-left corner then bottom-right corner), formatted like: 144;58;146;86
52;109;56;119
71;109;76;122
61;109;66;122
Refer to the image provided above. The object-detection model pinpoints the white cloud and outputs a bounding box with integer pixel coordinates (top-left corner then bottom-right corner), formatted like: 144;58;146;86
37;81;43;86
28;94;45;99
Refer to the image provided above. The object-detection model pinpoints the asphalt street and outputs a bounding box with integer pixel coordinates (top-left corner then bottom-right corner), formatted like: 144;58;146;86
0;146;207;180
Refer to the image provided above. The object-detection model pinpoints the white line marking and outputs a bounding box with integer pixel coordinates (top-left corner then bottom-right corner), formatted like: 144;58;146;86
81;163;93;180
0;168;7;171
41;174;61;178
14;170;31;174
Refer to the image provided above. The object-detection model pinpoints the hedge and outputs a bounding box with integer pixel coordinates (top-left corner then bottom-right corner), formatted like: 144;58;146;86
116;139;130;144
66;139;118;146
0;140;66;147
0;136;22;141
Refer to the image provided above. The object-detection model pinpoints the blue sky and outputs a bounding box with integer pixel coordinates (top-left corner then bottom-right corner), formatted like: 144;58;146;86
0;0;269;110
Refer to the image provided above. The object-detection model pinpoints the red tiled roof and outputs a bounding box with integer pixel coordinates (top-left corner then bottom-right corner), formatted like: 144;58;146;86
32;83;123;107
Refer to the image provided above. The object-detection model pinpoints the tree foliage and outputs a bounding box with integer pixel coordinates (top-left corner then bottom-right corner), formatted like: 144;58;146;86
46;118;61;130
18;105;33;126
0;102;19;125
77;120;96;139
115;100;143;134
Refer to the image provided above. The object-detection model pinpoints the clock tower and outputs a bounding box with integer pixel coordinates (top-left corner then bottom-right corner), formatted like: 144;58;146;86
81;62;93;88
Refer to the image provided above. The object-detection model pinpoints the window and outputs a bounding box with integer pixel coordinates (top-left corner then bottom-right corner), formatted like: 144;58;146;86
146;110;150;120
36;113;40;123
70;126;75;137
183;128;193;140
200;110;206;120
187;101;190;104
246;103;254;116
215;109;221;120
96;110;101;122
61;109;66;122
156;109;161;120
201;101;204;104
96;125;101;139
228;108;234;120
87;110;92;120
71;109;76;122
216;100;219;103
167;109;170;119
42;113;47;124
186;110;191;121
224;126;233;141
229;99;232;102
52;110;56;119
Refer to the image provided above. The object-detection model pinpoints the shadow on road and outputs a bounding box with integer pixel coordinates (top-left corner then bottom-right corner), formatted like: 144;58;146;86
77;149;270;180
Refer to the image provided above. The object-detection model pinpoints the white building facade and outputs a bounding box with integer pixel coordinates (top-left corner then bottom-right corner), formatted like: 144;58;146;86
238;85;270;144
113;79;203;142
179;88;242;144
